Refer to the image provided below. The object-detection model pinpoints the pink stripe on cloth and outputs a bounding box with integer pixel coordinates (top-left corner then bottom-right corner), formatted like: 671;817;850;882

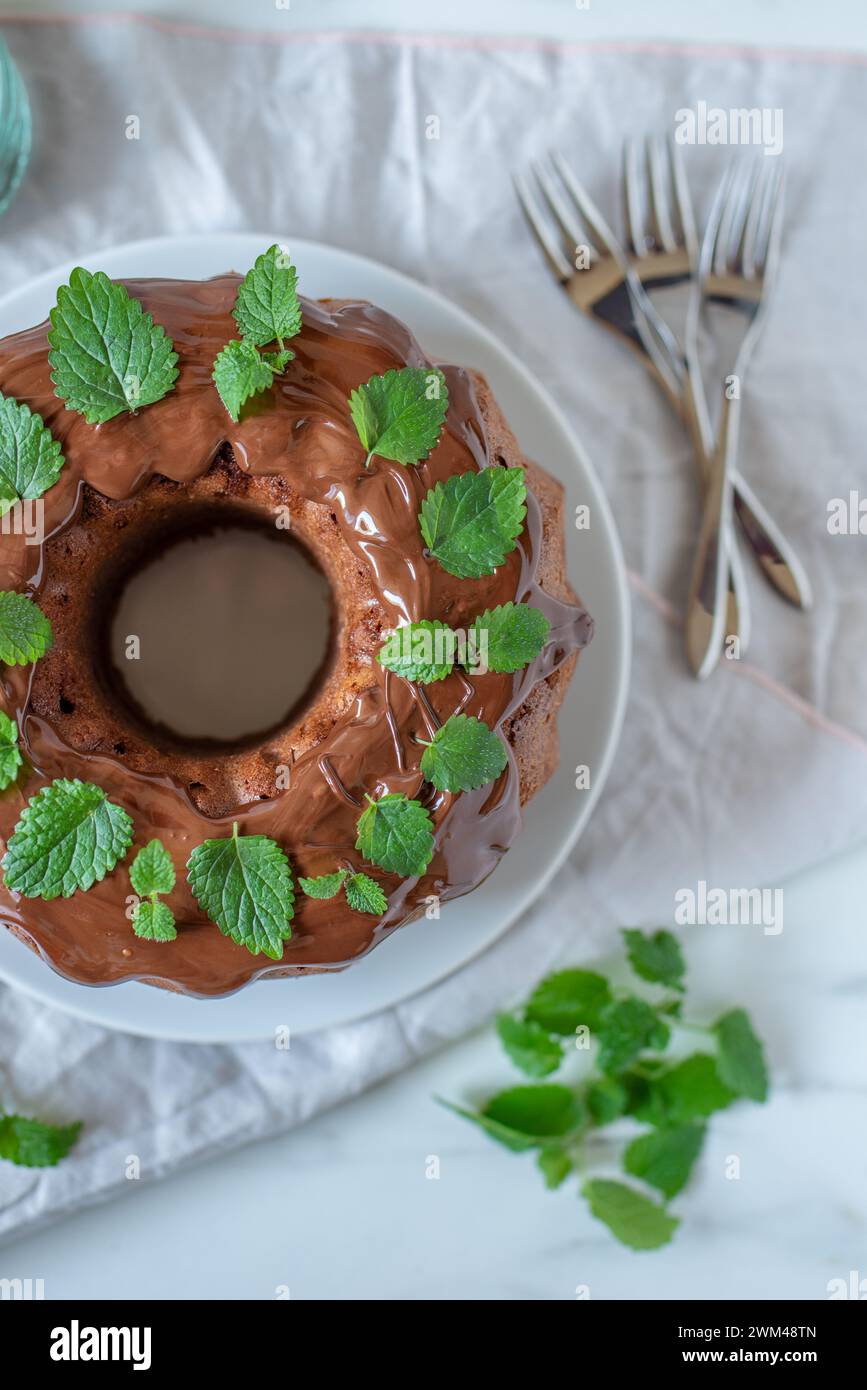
0;11;865;68
627;569;867;759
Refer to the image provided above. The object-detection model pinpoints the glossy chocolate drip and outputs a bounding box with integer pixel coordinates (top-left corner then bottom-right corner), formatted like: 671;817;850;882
0;277;593;996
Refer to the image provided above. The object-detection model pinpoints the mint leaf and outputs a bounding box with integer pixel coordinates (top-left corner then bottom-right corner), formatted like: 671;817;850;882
596;997;670;1074
132;898;177;942
0;1113;81;1168
345;872;388;915
212;339;279;422
187;823;294;960
582;1179;679;1251
299;869;348;900
640;1054;735;1126
377;620;456;683
349;367;448;468
355;793;434;877
537;1147;573;1189
419;466;526;579
233;244;302;349
484;1085;585;1140
525;969;612;1035
586;1076;629;1125
624;1123;706;1200
0;590;53;666
437;1098;542;1154
471;602;550;673
623;928;686;991
714;1009;768;1102
129;839;175;898
496;1014;564;1078
0;476;17;517
420;714;507;793
2;778;133;899
0;392;65;501
48;268;178;424
0;709;22;790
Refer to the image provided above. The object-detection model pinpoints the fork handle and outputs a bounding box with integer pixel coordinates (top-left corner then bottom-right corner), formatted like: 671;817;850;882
685;390;739;679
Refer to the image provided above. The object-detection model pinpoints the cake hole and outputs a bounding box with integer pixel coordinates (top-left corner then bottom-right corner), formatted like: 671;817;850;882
96;511;334;750
59;695;75;714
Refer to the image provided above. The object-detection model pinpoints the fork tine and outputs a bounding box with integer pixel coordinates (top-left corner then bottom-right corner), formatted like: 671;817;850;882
700;165;736;283
749;162;785;276
531;159;590;257
622;138;648;254
667;137;698;260
646;135;678;253
513;171;572;282
713;160;756;276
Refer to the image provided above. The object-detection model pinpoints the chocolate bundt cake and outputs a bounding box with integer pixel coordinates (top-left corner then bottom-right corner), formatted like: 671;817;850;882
0;264;592;997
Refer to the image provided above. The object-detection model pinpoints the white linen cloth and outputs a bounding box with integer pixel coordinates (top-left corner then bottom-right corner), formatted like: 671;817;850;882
0;16;865;1242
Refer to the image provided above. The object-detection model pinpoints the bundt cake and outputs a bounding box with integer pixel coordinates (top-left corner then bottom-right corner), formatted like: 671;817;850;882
0;251;592;997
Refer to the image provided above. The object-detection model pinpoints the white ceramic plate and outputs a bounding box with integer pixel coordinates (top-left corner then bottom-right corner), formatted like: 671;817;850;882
0;234;630;1042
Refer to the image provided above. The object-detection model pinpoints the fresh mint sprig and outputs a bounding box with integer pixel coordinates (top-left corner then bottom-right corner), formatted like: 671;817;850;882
129;838;177;942
0;1112;81;1168
439;928;768;1251
0;709;22;790
377;602;550;684
349;366;448;468
213;246;302;421
419;713;507;793
187;822;294;960
299;866;388;916
419;466;526;579
2;778;133;900
48;268;178;423
0;591;53;667
0;392;65;508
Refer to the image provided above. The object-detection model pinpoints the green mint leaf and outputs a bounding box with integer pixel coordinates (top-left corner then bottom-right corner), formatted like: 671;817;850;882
48;268;178;424
0;476;17;517
436;1098;541;1154
496;1014;564;1079
355;793;434;877
0;1113;81;1168
299;869;348;900
471;602;550;673
714;1008;769;1102
524;968;612;1036
0;392;65;501
377;620;456;683
420;714;507;793
187;824;294;960
129;838;175;898
0;709;23;790
537;1146;573;1189
638;1054;736;1126
623;1123;706;1200
582;1179;679;1251
261;348;292;372
483;1085;585;1143
212;339;278;422
233;244;302;348
349;367;448;468
132;898;177;942
419;465;526;579
586;1076;629;1126
344;872;388;915
596;997;670;1075
623;928;686;991
2;778;133;900
0;590;53;666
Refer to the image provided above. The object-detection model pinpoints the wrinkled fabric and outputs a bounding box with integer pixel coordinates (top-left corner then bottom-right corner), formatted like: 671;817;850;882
0;17;865;1243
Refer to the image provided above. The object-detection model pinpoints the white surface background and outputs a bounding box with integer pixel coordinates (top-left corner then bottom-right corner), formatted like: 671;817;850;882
1;0;865;1301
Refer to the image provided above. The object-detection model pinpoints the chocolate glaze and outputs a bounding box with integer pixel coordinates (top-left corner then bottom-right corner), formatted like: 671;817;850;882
0;276;592;997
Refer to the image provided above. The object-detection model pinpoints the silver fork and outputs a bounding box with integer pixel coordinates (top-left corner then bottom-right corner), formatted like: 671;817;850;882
685;161;788;678
624;137;810;615
517;150;749;650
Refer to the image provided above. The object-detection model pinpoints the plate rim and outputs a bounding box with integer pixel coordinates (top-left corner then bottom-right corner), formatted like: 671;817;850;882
0;232;631;1041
